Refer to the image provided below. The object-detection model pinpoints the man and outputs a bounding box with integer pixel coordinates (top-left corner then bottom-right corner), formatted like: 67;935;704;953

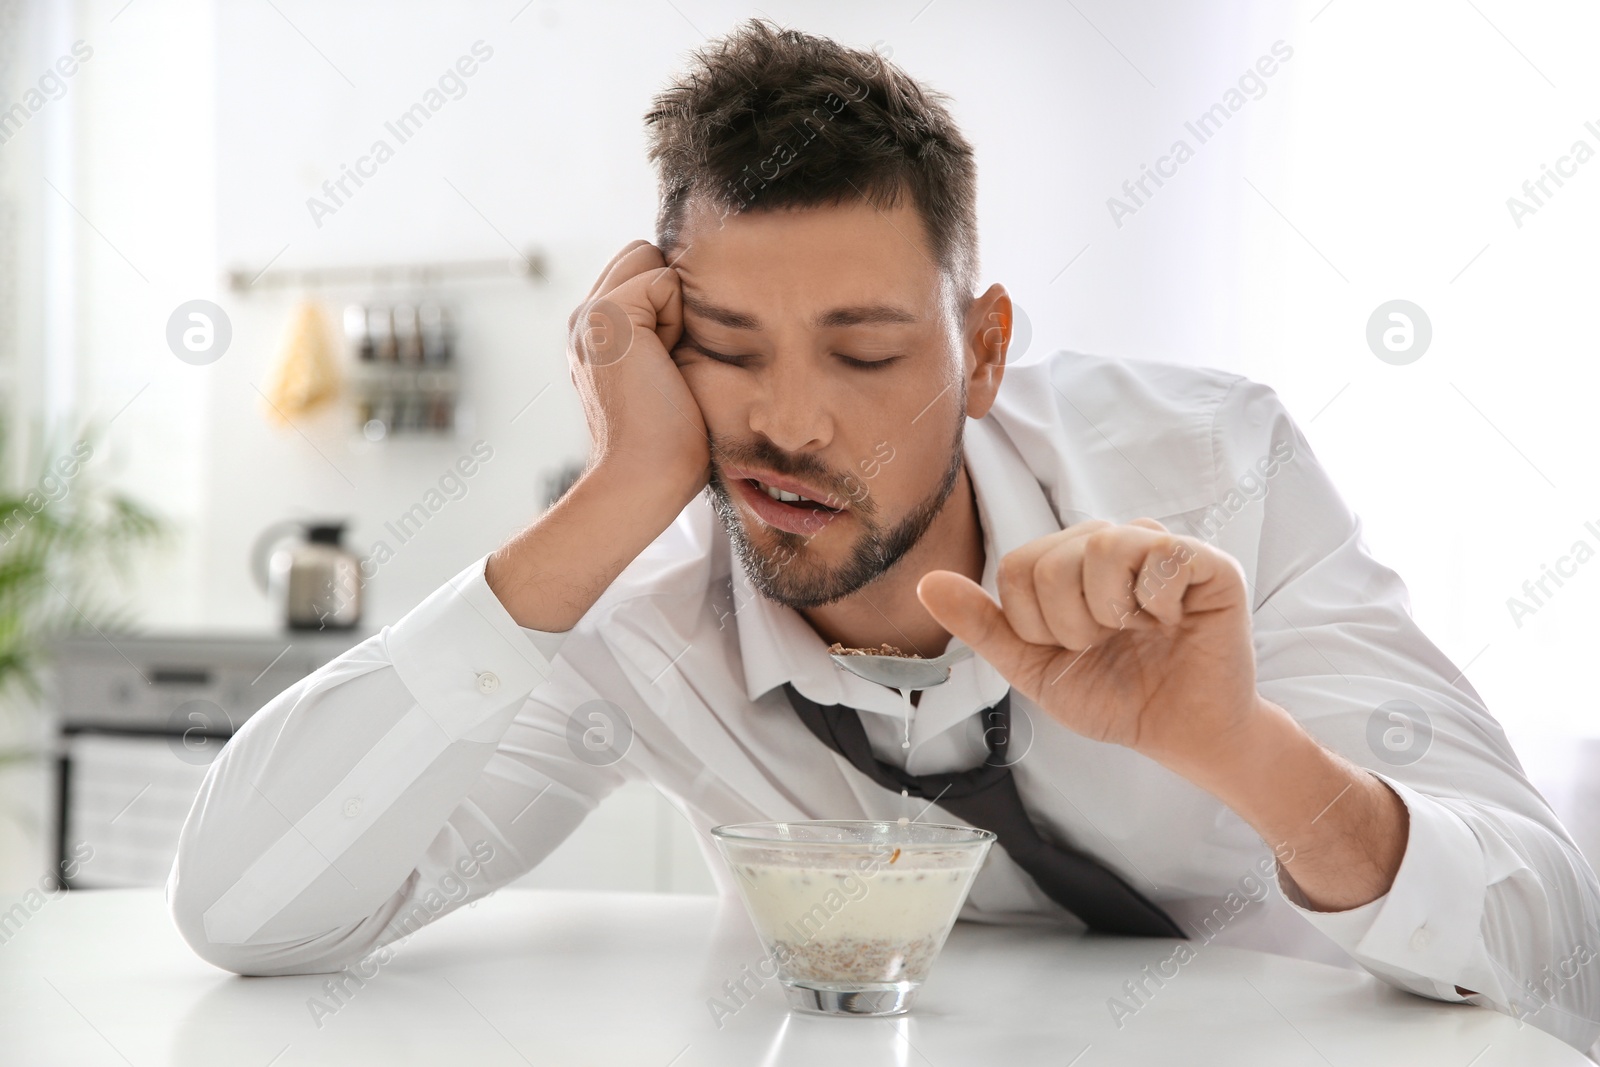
169;18;1600;1055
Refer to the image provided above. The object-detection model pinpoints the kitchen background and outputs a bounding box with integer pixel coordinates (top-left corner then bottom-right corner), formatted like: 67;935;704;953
1;0;1597;900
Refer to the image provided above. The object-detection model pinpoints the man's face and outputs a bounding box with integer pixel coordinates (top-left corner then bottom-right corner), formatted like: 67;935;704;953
667;195;975;609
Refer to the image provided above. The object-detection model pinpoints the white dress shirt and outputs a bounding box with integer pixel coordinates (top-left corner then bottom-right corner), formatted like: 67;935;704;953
167;350;1600;1056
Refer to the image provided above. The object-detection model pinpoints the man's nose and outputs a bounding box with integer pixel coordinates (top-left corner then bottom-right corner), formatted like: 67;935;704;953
746;358;833;453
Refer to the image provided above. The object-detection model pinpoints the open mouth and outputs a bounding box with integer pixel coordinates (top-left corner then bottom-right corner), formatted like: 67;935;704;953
729;474;847;536
744;477;842;513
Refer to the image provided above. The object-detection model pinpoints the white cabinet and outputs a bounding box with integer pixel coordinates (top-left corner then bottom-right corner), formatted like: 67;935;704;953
509;780;715;894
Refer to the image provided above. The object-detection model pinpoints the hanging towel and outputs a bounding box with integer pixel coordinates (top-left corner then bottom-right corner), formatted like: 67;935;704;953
261;299;342;425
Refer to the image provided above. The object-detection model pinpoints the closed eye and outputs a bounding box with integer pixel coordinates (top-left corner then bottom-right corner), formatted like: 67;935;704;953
835;354;901;370
678;337;754;366
678;334;900;371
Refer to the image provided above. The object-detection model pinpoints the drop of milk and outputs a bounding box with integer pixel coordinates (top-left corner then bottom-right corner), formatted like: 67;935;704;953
897;687;913;748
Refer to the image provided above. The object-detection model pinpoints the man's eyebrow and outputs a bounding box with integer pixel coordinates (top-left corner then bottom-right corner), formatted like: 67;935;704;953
817;304;920;328
682;295;919;331
682;295;762;330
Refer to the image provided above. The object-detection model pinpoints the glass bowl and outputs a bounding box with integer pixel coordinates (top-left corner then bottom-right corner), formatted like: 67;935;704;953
710;819;995;1016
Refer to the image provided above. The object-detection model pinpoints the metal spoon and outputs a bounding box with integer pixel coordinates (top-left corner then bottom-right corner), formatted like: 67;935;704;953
828;644;975;689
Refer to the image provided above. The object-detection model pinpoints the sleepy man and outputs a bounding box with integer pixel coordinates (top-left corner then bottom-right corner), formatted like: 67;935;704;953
168;18;1600;1056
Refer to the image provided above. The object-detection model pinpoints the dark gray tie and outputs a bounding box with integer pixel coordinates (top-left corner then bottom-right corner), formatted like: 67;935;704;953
782;682;1184;938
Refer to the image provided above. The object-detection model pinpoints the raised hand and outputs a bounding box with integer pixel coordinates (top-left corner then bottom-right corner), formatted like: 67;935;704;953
915;518;1262;774
569;240;710;506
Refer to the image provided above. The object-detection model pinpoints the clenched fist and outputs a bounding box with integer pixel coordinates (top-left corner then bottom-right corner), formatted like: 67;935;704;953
916;518;1264;774
569;241;710;508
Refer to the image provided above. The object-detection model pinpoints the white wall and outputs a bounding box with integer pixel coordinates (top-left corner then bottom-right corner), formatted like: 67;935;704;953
1233;4;1600;772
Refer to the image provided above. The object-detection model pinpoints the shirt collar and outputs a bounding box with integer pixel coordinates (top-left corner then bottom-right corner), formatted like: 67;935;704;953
732;414;1066;741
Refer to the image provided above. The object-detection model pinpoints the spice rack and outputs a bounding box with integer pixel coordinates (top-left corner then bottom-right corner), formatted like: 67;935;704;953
344;301;458;439
222;249;546;442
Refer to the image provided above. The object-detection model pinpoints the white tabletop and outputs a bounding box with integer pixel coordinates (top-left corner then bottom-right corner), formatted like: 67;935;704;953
0;887;1587;1065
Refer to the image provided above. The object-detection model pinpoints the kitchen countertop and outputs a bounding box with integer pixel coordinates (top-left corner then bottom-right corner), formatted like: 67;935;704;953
0;886;1587;1065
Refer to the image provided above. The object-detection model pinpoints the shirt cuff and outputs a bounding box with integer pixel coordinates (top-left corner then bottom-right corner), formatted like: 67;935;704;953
518;625;569;664
1279;771;1486;998
384;553;561;742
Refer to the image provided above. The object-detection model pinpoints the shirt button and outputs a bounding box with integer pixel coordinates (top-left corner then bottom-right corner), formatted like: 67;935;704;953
476;671;500;694
343;797;362;817
1409;926;1431;951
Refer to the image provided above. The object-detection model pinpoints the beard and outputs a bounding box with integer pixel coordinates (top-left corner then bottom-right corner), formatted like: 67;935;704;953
705;397;967;610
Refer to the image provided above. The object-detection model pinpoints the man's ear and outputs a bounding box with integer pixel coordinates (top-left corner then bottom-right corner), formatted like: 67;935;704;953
962;283;1011;419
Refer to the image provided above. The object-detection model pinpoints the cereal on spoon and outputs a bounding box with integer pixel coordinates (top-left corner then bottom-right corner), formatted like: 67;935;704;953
827;643;925;749
827;642;924;659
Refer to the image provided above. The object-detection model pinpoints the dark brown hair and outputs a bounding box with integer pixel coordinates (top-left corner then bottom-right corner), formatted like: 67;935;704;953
644;18;978;319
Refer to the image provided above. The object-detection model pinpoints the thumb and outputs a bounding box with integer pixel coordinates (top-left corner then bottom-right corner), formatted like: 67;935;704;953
916;570;1039;682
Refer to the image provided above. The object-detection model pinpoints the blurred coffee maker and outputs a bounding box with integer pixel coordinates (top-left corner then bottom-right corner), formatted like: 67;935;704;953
251;520;363;631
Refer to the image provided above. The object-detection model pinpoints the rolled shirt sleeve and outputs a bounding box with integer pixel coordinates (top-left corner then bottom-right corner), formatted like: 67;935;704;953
1201;377;1600;1056
166;553;620;976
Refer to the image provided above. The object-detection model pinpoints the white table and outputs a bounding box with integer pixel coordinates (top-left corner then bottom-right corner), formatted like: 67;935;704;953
0;887;1588;1065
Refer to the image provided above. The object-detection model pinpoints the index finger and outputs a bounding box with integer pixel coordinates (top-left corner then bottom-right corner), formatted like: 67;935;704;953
585;240;653;303
1001;517;1168;586
994;519;1112;643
